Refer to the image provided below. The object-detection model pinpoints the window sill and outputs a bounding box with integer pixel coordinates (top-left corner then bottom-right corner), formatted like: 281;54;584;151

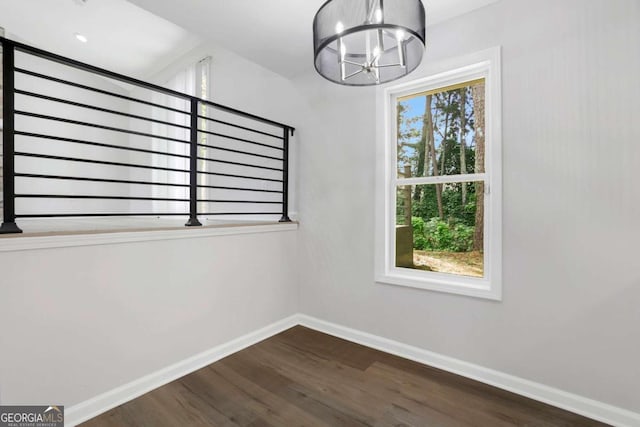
0;220;298;252
376;271;502;301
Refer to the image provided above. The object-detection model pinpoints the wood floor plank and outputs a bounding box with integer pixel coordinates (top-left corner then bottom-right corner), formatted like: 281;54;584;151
374;352;594;426
81;326;609;427
253;338;394;422
255;337;466;426
365;361;536;427
211;363;332;427
224;350;372;427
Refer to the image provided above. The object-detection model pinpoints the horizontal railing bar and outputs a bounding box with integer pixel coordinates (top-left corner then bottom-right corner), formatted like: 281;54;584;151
16;213;188;218
199;212;282;215
198;129;283;151
16;194;189;202
8;38;193;101
197;115;283;140
15;173;190;188
15;152;190;173
15;89;191;130
198;200;280;204
3;37;294;132
197;156;283;172
197;170;283;183
16;111;190;145
197;144;283;161
197;184;282;194
15;131;190;159
15;67;190;115
200;99;294;134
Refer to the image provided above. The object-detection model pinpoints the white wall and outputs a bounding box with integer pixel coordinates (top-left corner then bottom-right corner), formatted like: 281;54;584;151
147;42;302;126
0;39;304;408
0;230;297;405
294;0;640;413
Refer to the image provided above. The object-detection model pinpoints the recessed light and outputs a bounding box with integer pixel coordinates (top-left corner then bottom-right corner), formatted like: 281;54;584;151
74;33;88;43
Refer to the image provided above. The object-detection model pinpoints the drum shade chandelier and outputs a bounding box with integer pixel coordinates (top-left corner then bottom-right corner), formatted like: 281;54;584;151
313;0;426;86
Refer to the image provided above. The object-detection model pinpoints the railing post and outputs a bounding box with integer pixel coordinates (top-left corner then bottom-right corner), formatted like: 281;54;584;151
0;39;22;234
279;128;291;223
185;98;202;227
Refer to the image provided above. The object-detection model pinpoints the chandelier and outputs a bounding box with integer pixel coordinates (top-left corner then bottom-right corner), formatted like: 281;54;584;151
313;0;426;86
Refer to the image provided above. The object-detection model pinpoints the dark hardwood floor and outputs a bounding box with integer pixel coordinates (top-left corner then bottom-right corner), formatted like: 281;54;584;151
82;326;607;426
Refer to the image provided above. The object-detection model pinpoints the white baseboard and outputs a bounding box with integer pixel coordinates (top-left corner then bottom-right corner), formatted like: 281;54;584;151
64;315;299;426
297;314;640;427
65;313;640;427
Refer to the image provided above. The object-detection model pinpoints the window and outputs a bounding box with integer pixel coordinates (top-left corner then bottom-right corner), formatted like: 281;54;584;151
150;57;212;214
377;48;502;300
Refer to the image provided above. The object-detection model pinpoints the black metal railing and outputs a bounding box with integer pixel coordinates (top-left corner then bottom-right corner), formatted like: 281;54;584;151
0;36;294;234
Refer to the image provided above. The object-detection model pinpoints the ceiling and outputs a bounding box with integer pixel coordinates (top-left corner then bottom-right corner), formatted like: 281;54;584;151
0;0;499;81
128;0;500;79
0;0;202;78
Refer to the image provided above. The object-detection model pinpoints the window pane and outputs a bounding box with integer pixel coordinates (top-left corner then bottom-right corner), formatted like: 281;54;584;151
395;182;484;278
397;79;485;179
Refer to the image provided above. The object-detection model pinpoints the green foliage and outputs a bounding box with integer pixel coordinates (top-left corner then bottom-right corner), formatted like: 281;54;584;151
411;216;428;250
441;182;477;226
450;222;475;252
412;216;474;252
410;182;477;228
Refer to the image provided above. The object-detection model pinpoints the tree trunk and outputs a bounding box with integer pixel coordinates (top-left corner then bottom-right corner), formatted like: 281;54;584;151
413;97;429;201
396;103;403;162
459;88;467;205
425;95;444;219
439;92;453;177
403;165;412;226
472;82;485;251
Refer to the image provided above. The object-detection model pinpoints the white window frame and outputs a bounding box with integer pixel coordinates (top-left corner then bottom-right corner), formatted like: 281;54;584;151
196;57;212;204
376;47;502;300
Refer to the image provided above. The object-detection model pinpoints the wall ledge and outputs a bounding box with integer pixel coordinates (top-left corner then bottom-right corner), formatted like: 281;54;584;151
0;221;298;252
